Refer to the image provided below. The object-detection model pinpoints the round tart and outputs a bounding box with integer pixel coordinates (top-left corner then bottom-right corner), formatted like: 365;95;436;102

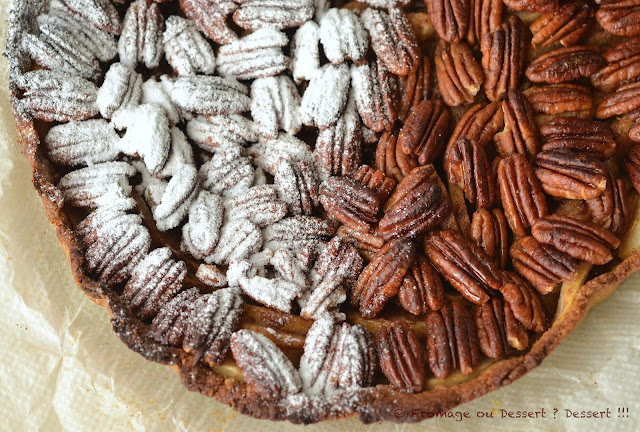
7;0;640;423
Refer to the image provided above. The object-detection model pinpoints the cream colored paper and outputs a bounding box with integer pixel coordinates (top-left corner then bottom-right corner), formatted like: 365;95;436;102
1;4;640;431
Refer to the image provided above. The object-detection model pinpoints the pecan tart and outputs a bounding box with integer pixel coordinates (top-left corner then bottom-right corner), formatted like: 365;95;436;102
7;0;640;424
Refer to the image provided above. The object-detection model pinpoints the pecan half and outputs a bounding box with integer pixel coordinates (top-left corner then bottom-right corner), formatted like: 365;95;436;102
424;229;503;304
498;154;548;237
352;165;397;203
481;15;527;101
503;0;557;12
625;143;640;193
398;99;450;165
466;0;503;47
234;0;314;31
399;255;445;314
631;122;640;143
425;0;470;43
274;160;320;216
319;176;382;232
448;101;504;148
337;225;385;261
534;150;607;200
375;129;418;182
352;239;416;318
398;56;432;121
435;40;484;106
495;90;539;160
525;45;605;84
446;138;496;209
376;321;426;392
595;81;640;119
530;1;594;49
591;38;640;92
425;301;480;378
523;84;592;117
540;117;617;159
596;0;640;37
470;208;509;268
351;59;399;132
500;272;546;332
475;297;528;357
586;171;630;237
179;0;236;44
531;214;620;265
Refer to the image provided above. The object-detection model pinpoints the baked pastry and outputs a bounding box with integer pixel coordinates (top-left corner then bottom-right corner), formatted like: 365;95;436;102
7;0;640;424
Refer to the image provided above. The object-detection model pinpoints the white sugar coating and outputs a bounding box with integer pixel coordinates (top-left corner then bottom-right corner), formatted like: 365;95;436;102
196;264;228;288
182;190;224;260
313;0;330;20
224;185;288;227
251;75;302;139
149;287;200;345
113;103;171;175
274;159;319;215
358;0;412;7
45;119;121;166
239;275;305;313
153;164;199;231
198;146;255;196
253;167;267;185
350;60;391;132
163;16;216;76
159;127;195;178
230;330;302;397
299;314;338;396
300;273;346;319
133;159;167;209
247;133;313;175
291;21;321;83
220;27;288;54
227;259;255;287
300;63;350;128
180;0;238;44
248;248;274;269
171;75;251;115
271;248;309;290
319;8;369;65
142;76;181;125
206;218;263;264
15;69;98;122
40;9;117;62
58;161;136;208
232;0;314;31
361;124;379;144
337;324;373;390
119;0;164;69
97;62;143;119
55;0;122;34
186;115;258;152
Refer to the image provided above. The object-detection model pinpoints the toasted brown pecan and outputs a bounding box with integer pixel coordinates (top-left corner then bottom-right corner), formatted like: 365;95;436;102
424;229;503;304
399;255;445;314
534;150;608;200
376;129;418;183
595;81;640;119
336;225;385;261
596;0;640;37
481;15;527;101
591;38;640;92
495;89;539;160
604;36;640;62
466;0;503;47
526;45;605;84
398;56;432;121
503;0;557;12
383;164;439;211
540;117;617;159
319;176;382;232
586;171;630;237
179;0;237;44
510;236;579;294
497;154;548;237
352;238;417;317
448;101;505;148
470;208;509;269
426;301;480;378
475;297;528;357
530;1;594;49
352;164;397;203
500;272;546;333
376;321;426;392
435;40;484;106
625;143;640;193
398;99;451;165
446;138;496;209
425;0;470;43
631;122;640;143
531;214;620;265
523;84;592;117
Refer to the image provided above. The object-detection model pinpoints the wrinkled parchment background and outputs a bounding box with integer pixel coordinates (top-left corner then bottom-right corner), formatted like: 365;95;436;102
1;3;640;431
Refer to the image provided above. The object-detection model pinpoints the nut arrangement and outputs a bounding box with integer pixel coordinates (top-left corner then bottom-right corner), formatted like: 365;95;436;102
7;0;640;424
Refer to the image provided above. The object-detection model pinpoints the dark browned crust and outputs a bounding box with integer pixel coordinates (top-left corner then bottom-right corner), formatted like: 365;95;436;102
7;0;640;424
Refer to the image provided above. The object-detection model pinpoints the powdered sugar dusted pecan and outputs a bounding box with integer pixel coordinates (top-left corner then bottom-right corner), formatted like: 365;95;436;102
495;90;539;160
233;0;314;31
336;225;385;261
186;114;258;152
208;218;263;264
376;320;425;393
225;185;288;226
301;63;351;128
532;214;620;265
540;117;617;158
352;164;397;204
523;84;592;117
319;176;382;232
535;150;607;200
264;215;335;252
448;101;504;148
500;272;546;333
435;40;484;106
239;274;305;313
398;56;432;121
352;239;416;317
595;81;640;119
425;229;503;304
319;8;369;65
475;297;528;357
44;119;121;166
182;190;224;260
251;75;301;139
58;161;136;209
470;208;509;269
425;301;480;378
56;0;121;34
399;255;445;314
425;0;470;43
375;129;418;182
199;146;255;196
586;172;630;237
591;37;640;92
503;0;557;12
274;160;320;216
446;138;496;209
247;133;313;175
596;0;640;37
625;143;640;192
97;63;142;119
361;7;420;76
498;154;548;237
119;0;164;69
163;16;216;76
171;75;251;115
530;0;594;49
481;15;527;101
291;21;321;83
231;329;301;399
398;99;450;165
526;45;605;84
466;0;503;47
150;288;200;347
179;0;237;44
351;59;399;133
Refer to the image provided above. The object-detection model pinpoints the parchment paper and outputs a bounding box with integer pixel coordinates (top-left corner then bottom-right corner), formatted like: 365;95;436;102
1;4;640;431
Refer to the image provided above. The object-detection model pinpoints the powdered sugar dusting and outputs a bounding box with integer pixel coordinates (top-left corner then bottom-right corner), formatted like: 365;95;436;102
163;16;216;76
251;75;301;139
45;119;121;166
319;8;369;65
300;63;350;128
